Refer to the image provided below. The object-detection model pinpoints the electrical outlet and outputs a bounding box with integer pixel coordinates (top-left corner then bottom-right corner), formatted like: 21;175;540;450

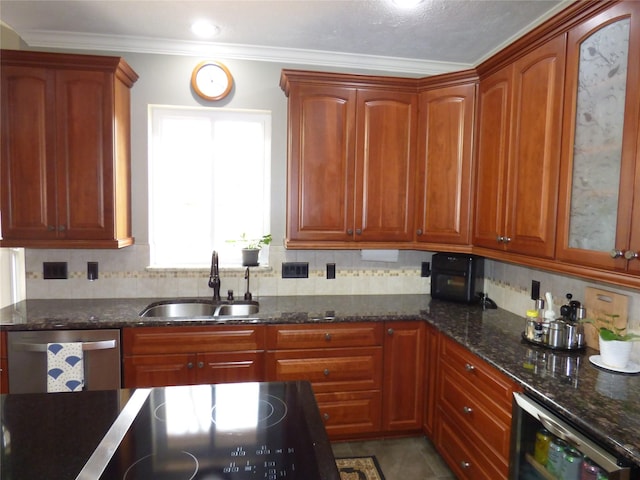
326;263;336;279
531;280;541;300
282;262;309;278
88;262;99;280
421;261;431;277
43;262;68;280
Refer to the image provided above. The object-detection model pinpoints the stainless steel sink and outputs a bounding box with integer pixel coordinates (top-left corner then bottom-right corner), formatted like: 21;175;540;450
214;302;259;316
139;300;259;318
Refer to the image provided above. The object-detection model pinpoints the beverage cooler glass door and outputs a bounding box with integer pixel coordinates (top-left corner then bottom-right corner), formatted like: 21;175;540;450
510;392;631;479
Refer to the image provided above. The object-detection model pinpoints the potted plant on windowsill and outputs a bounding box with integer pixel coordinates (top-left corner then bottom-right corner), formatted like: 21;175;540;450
585;314;640;369
228;233;272;266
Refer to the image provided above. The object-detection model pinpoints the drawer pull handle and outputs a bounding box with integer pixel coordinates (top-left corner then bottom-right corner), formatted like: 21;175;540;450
460;461;470;469
324;333;332;341
323;413;330;421
187;362;194;369
464;363;475;372
323;368;330;376
198;361;204;369
463;406;473;414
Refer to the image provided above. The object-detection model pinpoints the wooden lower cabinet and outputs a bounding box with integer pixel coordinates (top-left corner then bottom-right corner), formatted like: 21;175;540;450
1;331;8;394
422;323;439;437
266;322;384;440
382;321;425;433
122;326;266;388
434;334;520;480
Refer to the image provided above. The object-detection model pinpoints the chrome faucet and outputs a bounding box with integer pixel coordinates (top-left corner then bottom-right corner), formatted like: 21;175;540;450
208;250;221;302
244;267;252;300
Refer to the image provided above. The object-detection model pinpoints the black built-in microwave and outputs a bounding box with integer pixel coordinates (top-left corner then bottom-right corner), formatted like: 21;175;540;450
430;253;484;304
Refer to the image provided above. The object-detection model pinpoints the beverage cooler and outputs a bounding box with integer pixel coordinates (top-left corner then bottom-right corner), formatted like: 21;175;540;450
510;392;634;479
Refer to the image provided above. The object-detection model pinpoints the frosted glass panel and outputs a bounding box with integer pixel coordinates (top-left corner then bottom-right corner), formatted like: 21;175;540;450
568;19;629;250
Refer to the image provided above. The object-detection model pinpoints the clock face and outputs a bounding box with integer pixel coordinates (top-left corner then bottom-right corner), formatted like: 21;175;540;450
191;61;233;101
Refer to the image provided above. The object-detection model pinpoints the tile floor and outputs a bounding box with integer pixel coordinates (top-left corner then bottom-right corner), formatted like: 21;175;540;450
331;436;455;480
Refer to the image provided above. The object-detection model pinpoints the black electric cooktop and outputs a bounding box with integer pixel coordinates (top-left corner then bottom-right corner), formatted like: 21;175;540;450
1;381;339;480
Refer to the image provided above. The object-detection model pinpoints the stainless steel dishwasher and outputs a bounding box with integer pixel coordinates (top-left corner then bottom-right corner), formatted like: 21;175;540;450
7;330;121;393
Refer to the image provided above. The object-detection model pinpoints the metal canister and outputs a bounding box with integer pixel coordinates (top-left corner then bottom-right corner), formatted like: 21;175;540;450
548;320;566;348
561;446;583;480
566;322;579;349
547;438;569;477
581;457;603;480
534;428;552;465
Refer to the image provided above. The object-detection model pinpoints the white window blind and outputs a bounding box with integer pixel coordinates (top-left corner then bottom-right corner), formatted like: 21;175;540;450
149;105;271;267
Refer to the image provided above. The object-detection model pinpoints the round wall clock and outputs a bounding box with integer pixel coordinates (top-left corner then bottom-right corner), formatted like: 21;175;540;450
191;60;233;101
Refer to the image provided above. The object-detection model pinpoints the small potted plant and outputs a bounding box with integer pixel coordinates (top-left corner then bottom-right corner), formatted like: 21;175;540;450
228;233;272;266
585;314;640;369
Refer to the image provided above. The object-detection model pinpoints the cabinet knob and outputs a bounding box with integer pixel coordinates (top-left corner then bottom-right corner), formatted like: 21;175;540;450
58;225;66;232
624;250;639;261
187;362;194;369
324;333;332;341
416;229;423;236
610;249;625;258
504;236;511;243
347;229;353;235
198;361;204;369
460;461;471;469
323;368;330;376
355;228;362;235
387;328;394;336
47;225;56;231
496;235;504;243
323;413;330;421
464;363;475;372
463;406;473;415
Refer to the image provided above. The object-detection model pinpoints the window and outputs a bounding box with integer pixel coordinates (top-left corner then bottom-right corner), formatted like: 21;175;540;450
149;105;271;267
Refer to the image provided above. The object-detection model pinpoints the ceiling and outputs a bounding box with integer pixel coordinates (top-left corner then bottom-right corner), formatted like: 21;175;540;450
0;0;572;75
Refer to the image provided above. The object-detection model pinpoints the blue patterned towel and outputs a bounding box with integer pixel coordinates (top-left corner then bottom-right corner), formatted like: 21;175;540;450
46;342;84;393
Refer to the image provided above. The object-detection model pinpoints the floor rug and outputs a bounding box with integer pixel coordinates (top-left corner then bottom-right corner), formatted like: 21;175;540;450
335;456;386;480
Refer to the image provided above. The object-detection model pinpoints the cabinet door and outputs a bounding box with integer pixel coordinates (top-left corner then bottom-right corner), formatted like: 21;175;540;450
55;69;115;240
473;66;512;250
355;89;417;241
197;351;265;384
123;353;196;387
382;322;425;432
422;324;439;437
286;83;356;242
1;65;57;240
416;83;475;245
505;35;566;258
556;2;640;272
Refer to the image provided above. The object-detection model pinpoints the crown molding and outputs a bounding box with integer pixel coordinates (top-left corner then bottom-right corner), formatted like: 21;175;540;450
18;30;471;76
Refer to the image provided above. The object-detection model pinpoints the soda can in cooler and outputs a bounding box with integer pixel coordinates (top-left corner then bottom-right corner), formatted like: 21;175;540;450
535;428;552;465
581;457;603;480
561;447;583;480
547;438;569;477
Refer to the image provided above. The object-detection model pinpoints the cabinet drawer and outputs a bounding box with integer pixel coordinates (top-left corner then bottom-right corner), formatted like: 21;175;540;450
266;323;383;349
436;410;507;480
314;390;382;438
439;335;514;410
123;326;265;355
266;347;382;393
438;365;511;463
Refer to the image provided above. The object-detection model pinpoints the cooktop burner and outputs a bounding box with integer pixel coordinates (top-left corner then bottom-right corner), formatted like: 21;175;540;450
84;382;331;479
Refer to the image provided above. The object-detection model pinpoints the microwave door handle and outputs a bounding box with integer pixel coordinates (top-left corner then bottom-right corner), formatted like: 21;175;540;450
14;340;117;352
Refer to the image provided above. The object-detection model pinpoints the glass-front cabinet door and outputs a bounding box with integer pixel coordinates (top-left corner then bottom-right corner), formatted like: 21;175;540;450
556;2;640;275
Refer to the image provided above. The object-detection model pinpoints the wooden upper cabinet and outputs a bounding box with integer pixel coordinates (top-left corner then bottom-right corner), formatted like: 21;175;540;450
0;50;138;248
416;77;477;246
281;70;417;247
473;35;566;258
556;1;640;274
354;88;417;242
285;82;357;243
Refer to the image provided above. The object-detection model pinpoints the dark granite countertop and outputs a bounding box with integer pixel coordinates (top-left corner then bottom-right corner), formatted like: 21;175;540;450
1;295;639;467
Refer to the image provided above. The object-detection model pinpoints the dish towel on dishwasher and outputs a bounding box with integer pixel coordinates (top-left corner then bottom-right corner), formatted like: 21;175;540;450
46;342;84;393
